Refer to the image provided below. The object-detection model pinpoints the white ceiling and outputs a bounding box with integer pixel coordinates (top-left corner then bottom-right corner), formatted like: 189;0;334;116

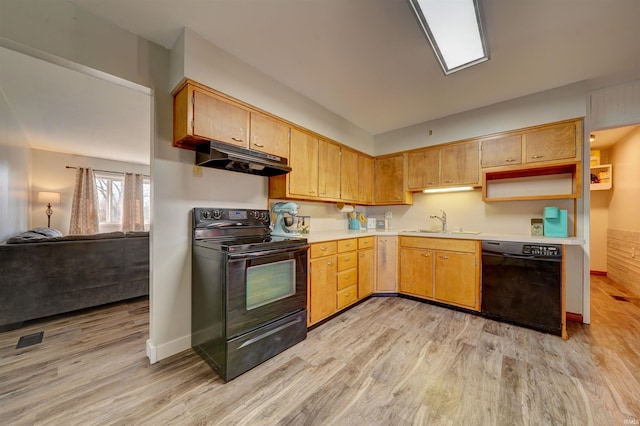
0;46;151;165
2;1;639;165
70;0;640;135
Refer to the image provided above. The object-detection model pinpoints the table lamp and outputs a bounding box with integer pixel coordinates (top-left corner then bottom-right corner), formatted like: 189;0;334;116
37;191;61;228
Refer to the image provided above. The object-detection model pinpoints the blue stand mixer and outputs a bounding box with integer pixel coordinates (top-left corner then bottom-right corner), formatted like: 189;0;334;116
271;202;301;237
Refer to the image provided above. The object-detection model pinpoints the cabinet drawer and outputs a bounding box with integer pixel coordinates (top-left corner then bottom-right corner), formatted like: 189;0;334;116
358;236;375;249
336;285;358;309
338;253;357;271
337;238;358;253
310;241;337;258
399;236;477;253
337;268;357;290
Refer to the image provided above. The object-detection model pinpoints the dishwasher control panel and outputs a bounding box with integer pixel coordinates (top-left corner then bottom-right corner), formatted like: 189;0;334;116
522;244;561;257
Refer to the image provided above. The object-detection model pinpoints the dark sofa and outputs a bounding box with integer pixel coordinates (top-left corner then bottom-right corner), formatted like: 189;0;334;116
0;230;149;329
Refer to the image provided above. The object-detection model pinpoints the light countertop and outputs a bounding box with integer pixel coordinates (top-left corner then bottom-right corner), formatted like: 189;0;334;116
301;229;584;246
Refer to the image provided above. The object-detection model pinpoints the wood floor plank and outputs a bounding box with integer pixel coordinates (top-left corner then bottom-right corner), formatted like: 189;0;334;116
1;276;639;425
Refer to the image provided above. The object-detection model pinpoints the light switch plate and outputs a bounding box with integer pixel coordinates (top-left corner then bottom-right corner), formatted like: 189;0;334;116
367;218;377;229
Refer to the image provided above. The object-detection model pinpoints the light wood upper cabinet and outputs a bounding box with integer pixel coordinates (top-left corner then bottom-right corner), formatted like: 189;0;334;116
288;128;319;197
318;139;341;199
407;148;440;190
524;122;577;164
249;112;289;158
358;154;374;204
173;81;249;149
480;134;522;168
481;120;581;169
341;148;359;202
374;154;412;205
440;141;480;186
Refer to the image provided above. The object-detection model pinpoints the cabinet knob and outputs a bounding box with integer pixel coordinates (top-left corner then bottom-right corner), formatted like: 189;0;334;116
327;262;333;266
428;182;437;185
505;158;516;162
444;180;453;183
422;253;431;257
530;155;544;159
439;255;449;259
344;257;351;261
320;247;327;251
344;275;351;279
231;137;243;142
309;190;315;194
253;143;265;148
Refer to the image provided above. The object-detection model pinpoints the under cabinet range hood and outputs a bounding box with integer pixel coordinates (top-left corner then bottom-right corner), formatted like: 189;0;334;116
195;140;291;177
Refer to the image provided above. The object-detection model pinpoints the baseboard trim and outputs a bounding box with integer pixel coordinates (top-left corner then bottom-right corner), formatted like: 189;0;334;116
590;270;607;276
146;335;191;364
566;312;583;323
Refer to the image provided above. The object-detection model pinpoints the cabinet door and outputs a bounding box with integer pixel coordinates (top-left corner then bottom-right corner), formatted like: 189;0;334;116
407;148;440;190
481;135;522;168
375;237;398;292
524;123;577;163
375;154;410;204
358;155;374;204
399;248;434;298
250;112;289;158
341;148;359;202
440;141;480;186
289;128;319;197
358;248;374;299
309;256;337;324
318;139;341;199
193;88;248;147
434;251;477;309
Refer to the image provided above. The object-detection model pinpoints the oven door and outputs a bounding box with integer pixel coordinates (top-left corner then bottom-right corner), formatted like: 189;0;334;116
226;245;307;338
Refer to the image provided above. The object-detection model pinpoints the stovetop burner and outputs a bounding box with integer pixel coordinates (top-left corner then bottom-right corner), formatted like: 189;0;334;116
192;207;307;253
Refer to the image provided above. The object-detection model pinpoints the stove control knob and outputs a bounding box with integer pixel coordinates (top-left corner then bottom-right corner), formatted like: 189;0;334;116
212;209;222;220
201;210;212;220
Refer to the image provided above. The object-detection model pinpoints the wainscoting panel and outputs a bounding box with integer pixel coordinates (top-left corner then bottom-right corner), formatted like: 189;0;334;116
607;228;640;296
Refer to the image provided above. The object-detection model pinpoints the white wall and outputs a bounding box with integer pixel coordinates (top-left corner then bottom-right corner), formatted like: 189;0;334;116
608;127;640;232
178;29;375;155
29;149;150;234
589;149;610;273
374;83;587;155
0;87;30;242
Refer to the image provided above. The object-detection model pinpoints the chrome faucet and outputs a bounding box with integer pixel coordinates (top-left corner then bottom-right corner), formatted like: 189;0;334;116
430;210;447;232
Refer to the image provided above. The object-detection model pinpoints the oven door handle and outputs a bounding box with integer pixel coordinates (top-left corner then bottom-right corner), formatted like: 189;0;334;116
228;245;309;259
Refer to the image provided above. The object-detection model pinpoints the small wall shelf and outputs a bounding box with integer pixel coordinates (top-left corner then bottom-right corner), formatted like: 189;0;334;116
482;162;580;202
590;164;612;191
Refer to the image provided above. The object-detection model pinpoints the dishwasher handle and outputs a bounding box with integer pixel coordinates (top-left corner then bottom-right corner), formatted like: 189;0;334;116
482;251;562;262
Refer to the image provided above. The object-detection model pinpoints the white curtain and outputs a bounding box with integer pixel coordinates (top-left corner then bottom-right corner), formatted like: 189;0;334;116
122;173;144;232
69;167;99;234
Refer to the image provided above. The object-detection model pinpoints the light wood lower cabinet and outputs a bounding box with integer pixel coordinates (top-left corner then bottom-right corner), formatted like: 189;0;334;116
399;247;434;298
308;241;337;325
398;236;480;311
308;237;376;326
358;237;375;298
375;236;398;293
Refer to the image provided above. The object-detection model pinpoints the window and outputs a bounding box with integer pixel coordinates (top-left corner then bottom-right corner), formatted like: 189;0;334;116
95;171;150;232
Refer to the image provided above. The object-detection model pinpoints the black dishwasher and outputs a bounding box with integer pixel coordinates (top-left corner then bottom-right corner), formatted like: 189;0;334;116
481;241;562;335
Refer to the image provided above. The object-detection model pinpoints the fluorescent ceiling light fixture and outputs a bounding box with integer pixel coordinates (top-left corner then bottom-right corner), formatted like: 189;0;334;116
408;0;489;74
423;186;475;194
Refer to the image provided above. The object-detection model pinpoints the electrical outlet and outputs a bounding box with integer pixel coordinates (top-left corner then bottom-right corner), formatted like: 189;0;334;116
384;211;392;219
193;165;203;177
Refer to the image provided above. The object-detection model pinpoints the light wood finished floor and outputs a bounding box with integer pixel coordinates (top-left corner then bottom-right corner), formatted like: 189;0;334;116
1;275;638;425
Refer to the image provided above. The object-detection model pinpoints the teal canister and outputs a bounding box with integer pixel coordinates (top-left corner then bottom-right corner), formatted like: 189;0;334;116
543;206;567;237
